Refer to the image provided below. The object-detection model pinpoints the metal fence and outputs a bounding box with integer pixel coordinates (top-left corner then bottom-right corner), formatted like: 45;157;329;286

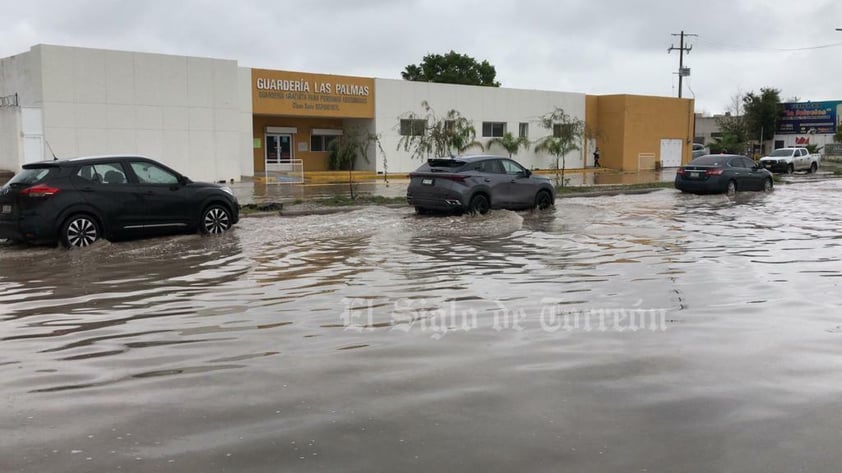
265;159;304;184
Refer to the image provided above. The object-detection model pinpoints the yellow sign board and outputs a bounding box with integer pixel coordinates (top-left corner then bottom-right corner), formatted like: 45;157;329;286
252;69;375;118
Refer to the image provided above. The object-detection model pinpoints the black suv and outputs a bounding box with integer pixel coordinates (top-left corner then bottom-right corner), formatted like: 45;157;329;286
0;155;239;248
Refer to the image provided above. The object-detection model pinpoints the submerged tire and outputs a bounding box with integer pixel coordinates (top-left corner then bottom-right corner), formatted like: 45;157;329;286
809;162;817;174
468;194;490;215
200;204;232;234
535;190;554;210
787;163;794;174
60;214;100;248
726;180;737;196
764;178;773;192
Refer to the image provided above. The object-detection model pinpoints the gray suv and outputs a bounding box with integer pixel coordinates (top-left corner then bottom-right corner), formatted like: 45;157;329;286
407;155;555;215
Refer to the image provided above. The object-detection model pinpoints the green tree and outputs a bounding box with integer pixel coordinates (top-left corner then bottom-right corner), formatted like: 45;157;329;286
743;88;782;142
534;107;584;187
397;101;483;160
328;124;381;199
709;114;748;154
805;143;823;155
402;51;501;87
487;132;530;158
834;129;842;143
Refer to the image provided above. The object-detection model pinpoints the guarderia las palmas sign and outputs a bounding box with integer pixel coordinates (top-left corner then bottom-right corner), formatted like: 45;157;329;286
252;69;375;119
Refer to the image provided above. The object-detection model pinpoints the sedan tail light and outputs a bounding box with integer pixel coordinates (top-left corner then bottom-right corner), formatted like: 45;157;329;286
20;184;61;197
706;168;724;176
676;168;685;175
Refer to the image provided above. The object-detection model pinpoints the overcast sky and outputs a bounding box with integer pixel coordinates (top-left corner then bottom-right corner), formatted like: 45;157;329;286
1;0;840;114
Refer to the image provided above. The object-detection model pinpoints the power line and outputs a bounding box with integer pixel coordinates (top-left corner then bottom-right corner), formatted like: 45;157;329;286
695;37;842;52
668;31;697;98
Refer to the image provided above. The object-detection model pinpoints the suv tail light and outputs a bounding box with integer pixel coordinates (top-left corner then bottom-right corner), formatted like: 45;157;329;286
20;184;61;197
440;174;467;183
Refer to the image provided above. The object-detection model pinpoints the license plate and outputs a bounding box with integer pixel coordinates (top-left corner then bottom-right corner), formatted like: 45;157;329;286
689;171;700;178
421;178;433;185
1;204;11;214
764;164;772;168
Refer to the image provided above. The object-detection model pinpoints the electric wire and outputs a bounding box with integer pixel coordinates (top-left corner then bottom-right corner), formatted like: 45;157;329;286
693;37;842;52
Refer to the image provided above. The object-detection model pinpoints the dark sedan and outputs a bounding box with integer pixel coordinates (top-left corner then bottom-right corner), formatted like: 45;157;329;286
675;154;774;195
407;155;555;215
0;155;239;248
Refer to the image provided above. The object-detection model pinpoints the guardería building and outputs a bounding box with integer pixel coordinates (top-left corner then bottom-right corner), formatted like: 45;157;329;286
1;44;697;182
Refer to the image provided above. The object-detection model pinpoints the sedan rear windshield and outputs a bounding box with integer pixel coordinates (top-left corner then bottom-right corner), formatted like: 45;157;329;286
689;156;729;166
6;167;58;186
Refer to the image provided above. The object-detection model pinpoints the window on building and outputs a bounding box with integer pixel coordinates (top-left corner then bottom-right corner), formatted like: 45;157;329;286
518;123;529;139
311;134;339;152
552;123;575;138
482;122;506;137
444;120;455;133
400;119;427;136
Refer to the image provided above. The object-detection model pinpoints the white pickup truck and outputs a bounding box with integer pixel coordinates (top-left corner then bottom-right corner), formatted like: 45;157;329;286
758;147;820;174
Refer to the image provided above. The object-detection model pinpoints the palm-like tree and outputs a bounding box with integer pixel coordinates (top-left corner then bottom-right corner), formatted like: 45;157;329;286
534;108;584;187
487;132;530;158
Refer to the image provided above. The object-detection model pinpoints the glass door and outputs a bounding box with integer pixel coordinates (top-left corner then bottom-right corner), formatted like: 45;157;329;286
266;134;293;164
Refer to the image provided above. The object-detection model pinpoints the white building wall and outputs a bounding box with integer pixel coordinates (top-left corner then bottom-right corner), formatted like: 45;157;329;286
0;108;21;171
774;133;835;153
30;45;245;182
0;47;44;171
374;79;586;173
237;67;255;177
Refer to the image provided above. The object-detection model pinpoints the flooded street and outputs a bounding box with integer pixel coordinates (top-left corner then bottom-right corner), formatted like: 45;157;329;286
2;179;842;472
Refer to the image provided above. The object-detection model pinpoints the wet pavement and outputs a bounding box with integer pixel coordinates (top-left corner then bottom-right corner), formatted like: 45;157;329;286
2;176;842;472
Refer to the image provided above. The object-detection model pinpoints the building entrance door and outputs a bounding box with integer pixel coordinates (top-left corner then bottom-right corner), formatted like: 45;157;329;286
266;134;293;164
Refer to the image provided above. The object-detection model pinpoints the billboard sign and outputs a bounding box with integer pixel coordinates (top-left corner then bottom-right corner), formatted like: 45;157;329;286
777;101;841;135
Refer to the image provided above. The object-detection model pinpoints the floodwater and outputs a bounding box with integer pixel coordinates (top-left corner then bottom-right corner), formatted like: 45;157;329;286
2;178;842;473
234;169;676;204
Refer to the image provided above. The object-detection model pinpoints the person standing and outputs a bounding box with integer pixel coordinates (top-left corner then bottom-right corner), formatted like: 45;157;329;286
593;147;601;168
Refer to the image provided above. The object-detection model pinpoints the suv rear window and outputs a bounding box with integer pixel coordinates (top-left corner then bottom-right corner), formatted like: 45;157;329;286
415;159;468;172
6;167;57;186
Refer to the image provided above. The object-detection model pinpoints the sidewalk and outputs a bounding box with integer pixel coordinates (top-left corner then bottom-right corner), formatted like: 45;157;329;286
232;167;677;206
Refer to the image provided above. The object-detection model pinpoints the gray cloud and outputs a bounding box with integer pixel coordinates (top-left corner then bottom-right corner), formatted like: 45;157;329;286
2;0;841;113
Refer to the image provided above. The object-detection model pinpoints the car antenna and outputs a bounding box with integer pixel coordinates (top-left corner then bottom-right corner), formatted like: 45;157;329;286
45;140;59;160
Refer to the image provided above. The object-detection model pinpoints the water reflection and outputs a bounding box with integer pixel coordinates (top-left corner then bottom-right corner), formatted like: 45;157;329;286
2;179;842;472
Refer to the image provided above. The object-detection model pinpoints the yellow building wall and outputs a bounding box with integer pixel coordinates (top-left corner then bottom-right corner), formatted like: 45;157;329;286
587;94;695;170
584;95;600;161
591;95;627;170
252;116;344;172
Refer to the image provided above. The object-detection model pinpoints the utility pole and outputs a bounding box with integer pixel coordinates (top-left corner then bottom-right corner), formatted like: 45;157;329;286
668;31;697;98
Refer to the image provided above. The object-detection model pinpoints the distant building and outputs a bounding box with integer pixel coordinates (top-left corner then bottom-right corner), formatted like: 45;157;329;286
694;100;841;157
